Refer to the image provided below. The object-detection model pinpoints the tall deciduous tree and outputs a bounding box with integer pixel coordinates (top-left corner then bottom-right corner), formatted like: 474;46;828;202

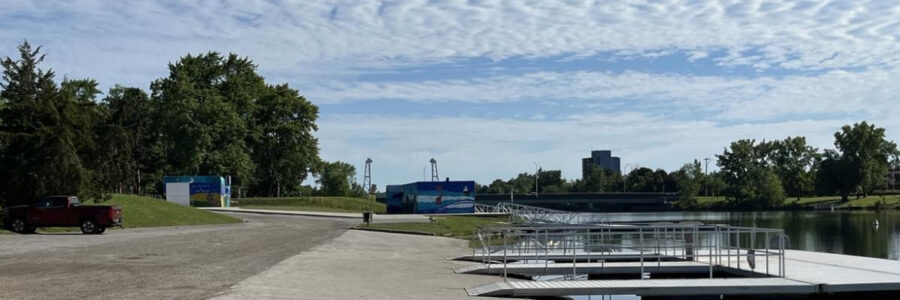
316;161;357;197
717;139;785;208
150;53;262;192
673;160;703;208
250;84;320;197
95;86;156;194
770;137;819;201
825;122;899;201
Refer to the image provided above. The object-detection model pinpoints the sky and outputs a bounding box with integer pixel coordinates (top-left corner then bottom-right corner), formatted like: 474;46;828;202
3;0;900;187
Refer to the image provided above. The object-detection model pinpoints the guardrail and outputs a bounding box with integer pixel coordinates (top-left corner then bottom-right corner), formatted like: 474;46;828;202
471;223;787;281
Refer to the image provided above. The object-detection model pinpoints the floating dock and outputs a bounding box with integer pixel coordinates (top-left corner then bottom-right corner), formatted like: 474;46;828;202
465;250;900;297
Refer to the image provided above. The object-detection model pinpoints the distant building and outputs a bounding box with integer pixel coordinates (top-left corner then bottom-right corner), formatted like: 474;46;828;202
384;181;475;214
582;150;621;178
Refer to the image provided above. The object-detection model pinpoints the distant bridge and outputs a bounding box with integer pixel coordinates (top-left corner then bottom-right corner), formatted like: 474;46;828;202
474;192;677;212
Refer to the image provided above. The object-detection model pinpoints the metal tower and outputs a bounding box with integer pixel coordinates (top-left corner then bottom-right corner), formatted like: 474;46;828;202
429;158;439;182
363;158;373;194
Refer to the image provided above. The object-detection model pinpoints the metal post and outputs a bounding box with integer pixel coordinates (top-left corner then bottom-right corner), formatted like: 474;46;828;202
780;232;786;277
765;231;770;276
545;229;549;272
656;228;661;270
708;228;713;278
503;231;508;281
640;228;645;279
487;233;492;273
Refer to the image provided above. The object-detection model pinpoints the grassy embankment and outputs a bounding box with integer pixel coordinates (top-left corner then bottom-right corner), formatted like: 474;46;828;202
695;195;900;210
1;194;241;234
236;196;386;214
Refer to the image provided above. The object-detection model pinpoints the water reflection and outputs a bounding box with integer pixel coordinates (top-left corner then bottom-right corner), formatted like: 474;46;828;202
560;210;900;300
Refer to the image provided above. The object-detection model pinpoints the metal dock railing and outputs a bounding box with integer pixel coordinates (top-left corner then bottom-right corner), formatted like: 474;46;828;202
467;223;788;281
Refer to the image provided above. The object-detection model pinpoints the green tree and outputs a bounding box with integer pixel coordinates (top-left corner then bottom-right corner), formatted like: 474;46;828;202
717;139;785;208
672;160;703;208
150;52;263;192
824;122;899;201
626;167;671;192
0;41;102;204
572;166;621;192
316;161;357;197
487;179;510;194
249;84;320;197
770;137;820;201
94;86;157;194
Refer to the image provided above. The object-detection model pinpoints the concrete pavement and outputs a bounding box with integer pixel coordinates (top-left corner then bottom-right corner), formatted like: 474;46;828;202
0;213;352;300
213;230;515;300
199;207;434;223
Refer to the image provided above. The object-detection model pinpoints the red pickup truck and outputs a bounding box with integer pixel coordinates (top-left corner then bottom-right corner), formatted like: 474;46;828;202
3;196;123;234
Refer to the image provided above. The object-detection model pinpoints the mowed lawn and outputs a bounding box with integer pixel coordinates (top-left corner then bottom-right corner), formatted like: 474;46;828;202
1;194;241;234
104;194;241;227
696;195;900;209
237;196;386;214
362;216;507;237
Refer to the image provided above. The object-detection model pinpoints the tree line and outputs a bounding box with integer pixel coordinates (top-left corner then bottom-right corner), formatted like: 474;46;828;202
0;41;361;206
478;122;899;208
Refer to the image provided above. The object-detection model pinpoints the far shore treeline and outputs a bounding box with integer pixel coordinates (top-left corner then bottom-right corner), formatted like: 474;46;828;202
478;125;900;209
0;41;368;206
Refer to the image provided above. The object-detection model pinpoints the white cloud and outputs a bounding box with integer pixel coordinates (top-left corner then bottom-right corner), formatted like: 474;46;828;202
318;113;900;186
305;68;900;121
3;0;900;85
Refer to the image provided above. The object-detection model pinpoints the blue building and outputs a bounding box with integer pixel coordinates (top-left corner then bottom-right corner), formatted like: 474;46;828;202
385;181;475;214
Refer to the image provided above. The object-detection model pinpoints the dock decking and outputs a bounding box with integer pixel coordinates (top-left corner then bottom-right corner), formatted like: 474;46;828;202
465;250;900;297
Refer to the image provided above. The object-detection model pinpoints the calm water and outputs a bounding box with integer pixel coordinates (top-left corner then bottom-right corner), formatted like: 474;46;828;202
603;210;900;260
567;210;900;300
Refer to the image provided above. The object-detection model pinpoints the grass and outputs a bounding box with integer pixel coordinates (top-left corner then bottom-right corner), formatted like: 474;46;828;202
236;196;386;214
695;195;900;210
102;194;241;227
362;215;507;238
1;194;241;234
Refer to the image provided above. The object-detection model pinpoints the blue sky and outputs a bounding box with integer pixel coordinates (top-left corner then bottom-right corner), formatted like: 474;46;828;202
3;0;900;187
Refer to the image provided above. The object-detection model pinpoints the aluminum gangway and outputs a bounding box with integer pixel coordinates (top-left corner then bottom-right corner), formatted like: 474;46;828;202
474;202;605;225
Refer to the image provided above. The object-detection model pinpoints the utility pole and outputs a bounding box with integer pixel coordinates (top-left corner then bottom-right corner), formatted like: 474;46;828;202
533;162;540;200
704;158;711;197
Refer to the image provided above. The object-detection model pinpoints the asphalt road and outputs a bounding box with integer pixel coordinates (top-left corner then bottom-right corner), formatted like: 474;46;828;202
0;213;354;300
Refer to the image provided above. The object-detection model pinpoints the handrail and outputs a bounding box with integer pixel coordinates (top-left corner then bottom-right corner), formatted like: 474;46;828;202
474;223;787;282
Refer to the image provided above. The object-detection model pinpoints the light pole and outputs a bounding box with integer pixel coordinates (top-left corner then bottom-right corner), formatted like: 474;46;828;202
624;163;632;193
703;158;710;197
533;162;540;200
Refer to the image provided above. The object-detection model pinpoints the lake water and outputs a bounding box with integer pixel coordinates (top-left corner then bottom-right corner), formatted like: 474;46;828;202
566;210;900;300
603;210;900;260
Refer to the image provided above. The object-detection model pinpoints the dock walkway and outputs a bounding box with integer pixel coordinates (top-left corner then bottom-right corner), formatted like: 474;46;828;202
465;250;900;297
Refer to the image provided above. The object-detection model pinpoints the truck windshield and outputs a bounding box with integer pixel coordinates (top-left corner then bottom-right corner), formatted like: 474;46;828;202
70;197;80;207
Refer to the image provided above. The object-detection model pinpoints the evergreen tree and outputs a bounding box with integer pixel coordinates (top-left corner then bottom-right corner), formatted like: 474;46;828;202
0;41;101;204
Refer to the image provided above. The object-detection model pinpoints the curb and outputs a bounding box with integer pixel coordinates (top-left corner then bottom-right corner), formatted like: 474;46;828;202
201;208;363;219
351;226;436;236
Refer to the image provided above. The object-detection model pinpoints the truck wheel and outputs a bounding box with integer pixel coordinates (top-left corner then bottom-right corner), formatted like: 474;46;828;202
80;220;98;234
10;219;35;234
95;227;107;234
